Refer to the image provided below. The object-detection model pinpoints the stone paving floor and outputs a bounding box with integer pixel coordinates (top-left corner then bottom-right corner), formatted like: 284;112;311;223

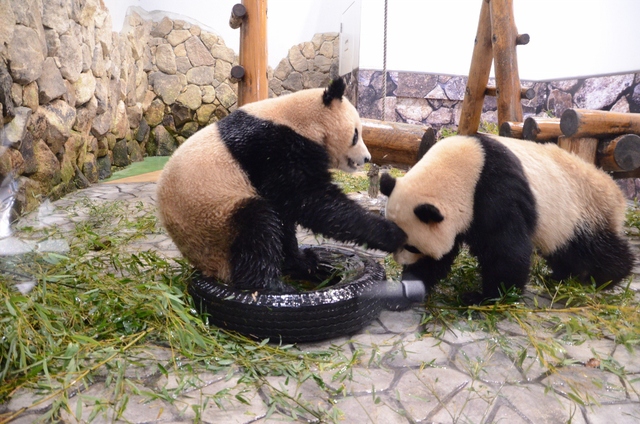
1;180;640;424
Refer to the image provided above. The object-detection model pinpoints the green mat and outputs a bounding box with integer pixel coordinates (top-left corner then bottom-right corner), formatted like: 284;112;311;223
103;156;169;182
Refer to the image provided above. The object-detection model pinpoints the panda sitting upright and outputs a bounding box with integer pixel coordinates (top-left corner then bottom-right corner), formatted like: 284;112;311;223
380;133;635;304
157;78;406;293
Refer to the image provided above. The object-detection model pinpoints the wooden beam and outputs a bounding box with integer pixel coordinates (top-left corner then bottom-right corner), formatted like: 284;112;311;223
522;117;561;142
499;121;524;139
237;0;268;106
560;109;640;138
458;0;493;136
485;86;534;100
597;134;640;172
362;118;436;167
490;0;524;127
558;136;598;164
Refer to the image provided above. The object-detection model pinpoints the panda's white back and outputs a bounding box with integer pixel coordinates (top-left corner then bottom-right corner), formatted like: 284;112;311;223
492;135;627;255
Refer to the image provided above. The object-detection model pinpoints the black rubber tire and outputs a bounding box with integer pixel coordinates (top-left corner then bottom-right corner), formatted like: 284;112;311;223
188;245;386;343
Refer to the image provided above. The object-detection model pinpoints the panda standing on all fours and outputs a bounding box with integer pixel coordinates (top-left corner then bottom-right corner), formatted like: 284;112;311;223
156;78;406;293
380;133;636;305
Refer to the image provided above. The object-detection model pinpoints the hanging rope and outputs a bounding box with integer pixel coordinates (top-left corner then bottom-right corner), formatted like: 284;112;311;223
382;0;388;120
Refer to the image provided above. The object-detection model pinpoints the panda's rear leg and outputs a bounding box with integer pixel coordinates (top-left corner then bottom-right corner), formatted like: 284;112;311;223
545;229;635;289
228;198;294;293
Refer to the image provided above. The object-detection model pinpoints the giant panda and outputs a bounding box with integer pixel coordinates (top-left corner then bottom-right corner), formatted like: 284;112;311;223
379;133;635;304
156;78;406;293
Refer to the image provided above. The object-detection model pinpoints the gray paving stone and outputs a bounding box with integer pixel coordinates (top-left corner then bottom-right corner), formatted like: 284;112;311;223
321;367;396;394
499;384;588;424
384;336;451;369
392;367;474;421
544;366;629;404
330;394;410;424
453;339;526;384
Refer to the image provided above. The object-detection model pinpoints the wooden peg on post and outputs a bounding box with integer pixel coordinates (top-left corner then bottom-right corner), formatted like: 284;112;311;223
490;0;524;127
229;4;247;29
231;0;268;106
458;0;493;135
499;121;524;138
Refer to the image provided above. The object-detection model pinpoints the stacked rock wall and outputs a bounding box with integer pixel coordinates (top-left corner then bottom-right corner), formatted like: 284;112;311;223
351;70;640;135
0;1;339;218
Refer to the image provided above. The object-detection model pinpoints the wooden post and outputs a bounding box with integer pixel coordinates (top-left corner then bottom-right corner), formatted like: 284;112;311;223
367;163;380;198
558;136;599;164
362;119;436;167
236;0;268;106
560;109;640;138
522;117;562;142
490;0;524;127
597;134;640;172
458;0;493;135
499;121;524;138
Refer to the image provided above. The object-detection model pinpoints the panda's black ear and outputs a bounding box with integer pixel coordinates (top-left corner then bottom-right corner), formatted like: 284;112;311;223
323;78;346;106
379;173;396;196
414;204;444;224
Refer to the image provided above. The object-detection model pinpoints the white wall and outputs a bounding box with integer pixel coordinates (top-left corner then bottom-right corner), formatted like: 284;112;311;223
359;0;640;81
104;0;640;81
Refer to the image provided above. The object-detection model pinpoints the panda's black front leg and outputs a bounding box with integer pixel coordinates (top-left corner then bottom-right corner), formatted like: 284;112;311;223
404;243;460;296
298;185;406;253
280;221;320;280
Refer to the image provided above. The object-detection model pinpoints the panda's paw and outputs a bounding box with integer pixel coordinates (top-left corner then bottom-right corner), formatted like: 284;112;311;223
283;248;320;279
377;222;407;253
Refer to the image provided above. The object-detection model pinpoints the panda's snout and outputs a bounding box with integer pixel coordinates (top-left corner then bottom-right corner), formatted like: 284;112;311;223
364;156;370;163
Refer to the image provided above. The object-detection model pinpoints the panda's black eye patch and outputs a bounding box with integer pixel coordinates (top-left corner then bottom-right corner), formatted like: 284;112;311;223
404;244;421;254
352;128;359;146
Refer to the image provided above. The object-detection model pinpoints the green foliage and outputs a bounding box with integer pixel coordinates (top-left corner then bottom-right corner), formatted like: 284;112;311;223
0;199;356;422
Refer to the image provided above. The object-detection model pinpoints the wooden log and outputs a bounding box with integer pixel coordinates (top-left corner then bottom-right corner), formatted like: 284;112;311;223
560;109;640;138
522;117;561;142
362;118;436;167
558;136;598;164
229;3;247;29
612;168;640;179
485;86;534;100
457;0;493;135
490;0;524;127
597;134;640;172
237;0;268;106
499;121;524;138
516;33;530;45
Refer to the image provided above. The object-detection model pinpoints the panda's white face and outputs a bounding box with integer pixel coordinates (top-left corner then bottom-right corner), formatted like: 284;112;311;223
330;101;370;173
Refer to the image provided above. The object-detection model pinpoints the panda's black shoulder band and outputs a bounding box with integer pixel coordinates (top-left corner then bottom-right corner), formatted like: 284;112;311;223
323;78;346;106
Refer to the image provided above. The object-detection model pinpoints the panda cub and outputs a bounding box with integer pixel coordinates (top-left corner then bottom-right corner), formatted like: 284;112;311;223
380;133;635;304
157;78;406;293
